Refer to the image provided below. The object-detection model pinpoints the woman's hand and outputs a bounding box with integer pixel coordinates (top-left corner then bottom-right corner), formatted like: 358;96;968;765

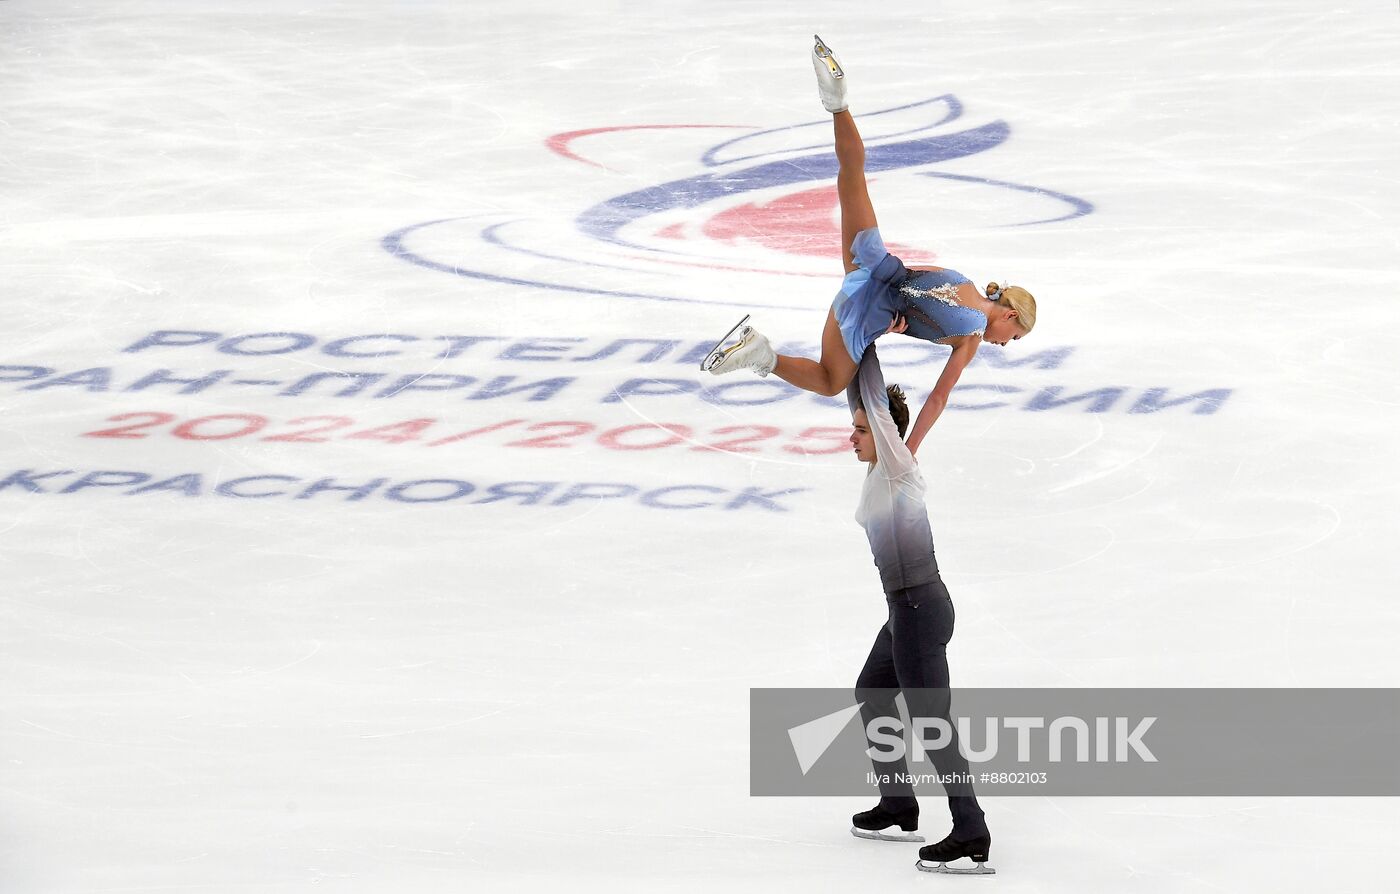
885;314;909;335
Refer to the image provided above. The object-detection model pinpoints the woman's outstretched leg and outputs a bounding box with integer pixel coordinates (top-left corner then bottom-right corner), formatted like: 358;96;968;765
701;312;855;396
769;73;874;395
770;310;857;396
702;37;870;397
835;109;877;275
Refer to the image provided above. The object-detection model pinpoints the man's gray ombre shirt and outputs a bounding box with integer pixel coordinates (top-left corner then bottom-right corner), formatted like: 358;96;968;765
845;346;941;593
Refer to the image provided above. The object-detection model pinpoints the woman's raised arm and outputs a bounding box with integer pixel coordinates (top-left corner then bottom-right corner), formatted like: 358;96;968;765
906;337;980;455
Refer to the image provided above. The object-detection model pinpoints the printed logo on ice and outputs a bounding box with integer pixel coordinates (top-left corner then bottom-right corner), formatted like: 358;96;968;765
383;96;1094;308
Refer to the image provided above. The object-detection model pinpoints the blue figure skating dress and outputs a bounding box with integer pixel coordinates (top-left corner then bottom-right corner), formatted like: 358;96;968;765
830;228;988;362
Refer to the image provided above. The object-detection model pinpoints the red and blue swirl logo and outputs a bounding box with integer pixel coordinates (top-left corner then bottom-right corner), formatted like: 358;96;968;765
383;94;1092;310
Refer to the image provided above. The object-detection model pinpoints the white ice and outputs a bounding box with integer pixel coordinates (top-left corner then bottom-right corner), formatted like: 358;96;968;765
2;1;1399;891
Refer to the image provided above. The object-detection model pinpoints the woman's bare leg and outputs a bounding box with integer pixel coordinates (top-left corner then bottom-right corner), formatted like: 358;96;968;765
835;109;877;274
770;109;874;395
769;110;875;396
771;309;858;396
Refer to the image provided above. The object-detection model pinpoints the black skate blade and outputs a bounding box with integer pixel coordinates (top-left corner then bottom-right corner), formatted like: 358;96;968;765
700;313;750;371
915;859;996;875
851;827;924;843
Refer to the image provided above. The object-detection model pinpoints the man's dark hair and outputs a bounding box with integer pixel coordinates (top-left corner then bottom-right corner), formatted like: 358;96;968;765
887;384;909;439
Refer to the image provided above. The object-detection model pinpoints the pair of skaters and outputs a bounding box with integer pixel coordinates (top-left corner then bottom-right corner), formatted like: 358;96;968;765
704;36;1037;874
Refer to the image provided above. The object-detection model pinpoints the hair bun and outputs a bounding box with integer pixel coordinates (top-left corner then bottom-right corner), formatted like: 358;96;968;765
985;281;1001;298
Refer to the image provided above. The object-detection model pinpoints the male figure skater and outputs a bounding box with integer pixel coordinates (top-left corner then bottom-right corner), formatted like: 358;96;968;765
845;344;995;875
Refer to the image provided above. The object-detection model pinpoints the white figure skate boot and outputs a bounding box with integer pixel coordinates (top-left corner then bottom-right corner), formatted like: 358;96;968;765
701;315;777;377
812;34;847;113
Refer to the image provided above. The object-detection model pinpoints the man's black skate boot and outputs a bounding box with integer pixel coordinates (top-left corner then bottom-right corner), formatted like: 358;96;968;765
915;831;995;875
850;803;923;843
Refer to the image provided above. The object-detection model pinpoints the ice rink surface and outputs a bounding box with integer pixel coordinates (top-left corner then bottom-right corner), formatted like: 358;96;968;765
3;1;1399;891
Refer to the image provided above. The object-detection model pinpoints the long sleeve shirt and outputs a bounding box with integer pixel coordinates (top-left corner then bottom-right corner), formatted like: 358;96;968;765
845;346;940;593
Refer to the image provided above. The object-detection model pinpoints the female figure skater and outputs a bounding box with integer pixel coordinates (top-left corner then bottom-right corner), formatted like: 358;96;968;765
702;35;1037;454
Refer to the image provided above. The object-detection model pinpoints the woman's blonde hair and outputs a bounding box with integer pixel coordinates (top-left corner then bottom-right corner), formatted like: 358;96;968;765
985;282;1036;334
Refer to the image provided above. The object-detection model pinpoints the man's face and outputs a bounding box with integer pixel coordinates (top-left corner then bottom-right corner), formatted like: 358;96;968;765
850;408;878;463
